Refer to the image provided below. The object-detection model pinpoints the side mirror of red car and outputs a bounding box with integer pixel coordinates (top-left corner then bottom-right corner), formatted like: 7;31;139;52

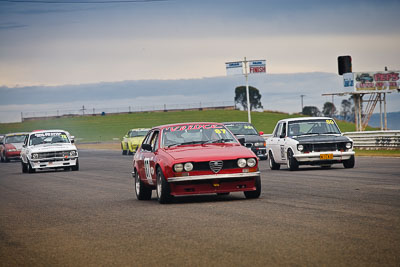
259;131;264;136
238;138;245;146
141;144;152;151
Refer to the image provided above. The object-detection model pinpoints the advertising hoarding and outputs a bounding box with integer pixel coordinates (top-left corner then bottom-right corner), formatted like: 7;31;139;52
343;71;400;92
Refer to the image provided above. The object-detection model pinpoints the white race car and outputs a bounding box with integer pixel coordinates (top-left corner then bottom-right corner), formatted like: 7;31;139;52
20;130;79;173
266;117;355;171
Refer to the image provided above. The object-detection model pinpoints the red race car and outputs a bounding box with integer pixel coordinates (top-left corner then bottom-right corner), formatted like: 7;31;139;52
0;132;29;162
132;122;261;203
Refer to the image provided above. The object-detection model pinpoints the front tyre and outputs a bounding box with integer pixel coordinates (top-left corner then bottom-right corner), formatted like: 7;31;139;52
135;171;152;200
269;151;280;170
156;167;172;204
21;161;28;173
121;143;127;155
71;159;79;171
287;149;299;171
28;160;35;173
343;155;355;168
244;176;261;199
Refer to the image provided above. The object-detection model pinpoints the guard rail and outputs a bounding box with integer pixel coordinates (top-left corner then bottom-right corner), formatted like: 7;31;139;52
261;131;400;150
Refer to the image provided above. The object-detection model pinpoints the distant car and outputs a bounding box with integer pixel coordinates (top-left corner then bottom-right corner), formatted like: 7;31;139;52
121;128;150;155
132;122;261;203
356;73;373;83
0;132;28;162
266;117;355;171
223;122;267;160
20;130;79;173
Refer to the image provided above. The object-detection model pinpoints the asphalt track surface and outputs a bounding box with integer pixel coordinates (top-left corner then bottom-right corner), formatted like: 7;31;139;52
0;150;399;267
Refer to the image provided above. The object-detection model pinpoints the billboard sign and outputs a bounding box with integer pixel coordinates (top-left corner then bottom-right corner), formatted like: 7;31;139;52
225;62;243;76
249;60;266;74
343;71;400;92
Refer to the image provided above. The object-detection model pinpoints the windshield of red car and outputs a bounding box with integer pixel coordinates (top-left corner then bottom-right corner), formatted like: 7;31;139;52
162;124;237;147
5;135;27;144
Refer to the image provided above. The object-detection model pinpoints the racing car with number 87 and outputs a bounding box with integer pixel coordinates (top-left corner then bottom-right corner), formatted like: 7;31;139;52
132;122;261;204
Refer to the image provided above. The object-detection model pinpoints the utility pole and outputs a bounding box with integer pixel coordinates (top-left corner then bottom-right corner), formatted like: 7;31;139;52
300;94;305;114
244;57;251;123
80;105;86;115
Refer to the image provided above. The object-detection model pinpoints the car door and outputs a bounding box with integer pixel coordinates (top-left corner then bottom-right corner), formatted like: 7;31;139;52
277;122;288;163
20;135;30;163
271;122;287;163
136;130;153;184
269;122;282;161
140;130;160;186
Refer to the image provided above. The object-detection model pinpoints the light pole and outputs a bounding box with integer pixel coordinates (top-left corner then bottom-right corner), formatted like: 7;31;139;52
300;94;305;114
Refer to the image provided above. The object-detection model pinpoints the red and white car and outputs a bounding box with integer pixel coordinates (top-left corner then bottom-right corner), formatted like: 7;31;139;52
0;132;29;162
132;122;261;203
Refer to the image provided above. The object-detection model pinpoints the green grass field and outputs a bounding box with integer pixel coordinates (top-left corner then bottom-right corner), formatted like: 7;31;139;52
0;109;369;142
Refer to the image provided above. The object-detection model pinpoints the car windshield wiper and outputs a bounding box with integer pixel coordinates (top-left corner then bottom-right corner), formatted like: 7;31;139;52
209;138;235;143
323;132;340;134
180;141;209;145
296;133;321;136
167;141;205;147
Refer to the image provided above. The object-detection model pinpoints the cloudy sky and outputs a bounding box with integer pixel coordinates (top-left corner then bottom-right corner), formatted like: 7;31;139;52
0;0;399;123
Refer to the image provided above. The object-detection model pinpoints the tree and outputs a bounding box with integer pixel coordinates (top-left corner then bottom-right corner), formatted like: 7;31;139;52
322;102;336;117
234;86;263;111
302;106;321;117
340;99;352;121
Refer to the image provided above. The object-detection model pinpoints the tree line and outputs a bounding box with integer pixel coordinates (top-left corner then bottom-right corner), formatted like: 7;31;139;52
234;86;356;122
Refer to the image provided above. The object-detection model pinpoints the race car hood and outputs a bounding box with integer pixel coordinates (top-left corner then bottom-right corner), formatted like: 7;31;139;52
128;136;145;144
234;134;264;143
163;143;256;161
29;143;77;153
294;135;350;144
5;143;19;150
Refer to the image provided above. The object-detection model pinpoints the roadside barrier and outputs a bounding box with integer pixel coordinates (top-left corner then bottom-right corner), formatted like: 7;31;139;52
262;131;400;150
343;131;400;150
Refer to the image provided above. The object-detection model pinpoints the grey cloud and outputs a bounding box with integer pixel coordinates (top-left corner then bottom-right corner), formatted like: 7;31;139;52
0;22;28;30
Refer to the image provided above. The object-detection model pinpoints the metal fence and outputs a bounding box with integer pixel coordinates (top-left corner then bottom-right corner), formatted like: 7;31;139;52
22;101;236;121
343;130;400;150
261;131;400;150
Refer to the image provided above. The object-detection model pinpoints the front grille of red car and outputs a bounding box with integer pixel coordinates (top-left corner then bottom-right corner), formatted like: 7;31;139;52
192;160;238;171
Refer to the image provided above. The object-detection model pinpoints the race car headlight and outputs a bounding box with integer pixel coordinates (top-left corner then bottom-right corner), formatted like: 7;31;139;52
346;142;352;149
8;149;17;152
247;158;257;167
297;144;304;152
174;163;183;172
32;153;38;159
237;158;247;168
254;142;266;147
184;162;193;172
70;150;77;156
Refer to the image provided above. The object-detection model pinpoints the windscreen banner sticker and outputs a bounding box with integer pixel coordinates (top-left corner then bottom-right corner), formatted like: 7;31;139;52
33;132;65;137
326;120;334;124
164;124;223;132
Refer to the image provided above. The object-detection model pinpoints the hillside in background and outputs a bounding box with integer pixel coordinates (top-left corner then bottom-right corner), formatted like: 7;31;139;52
0;110;365;142
369;112;400;130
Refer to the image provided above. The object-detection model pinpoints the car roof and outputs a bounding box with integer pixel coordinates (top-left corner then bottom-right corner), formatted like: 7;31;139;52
129;128;150;131
279;117;334;123
222;122;253;125
29;129;70;135
153;122;222;130
5;132;29;136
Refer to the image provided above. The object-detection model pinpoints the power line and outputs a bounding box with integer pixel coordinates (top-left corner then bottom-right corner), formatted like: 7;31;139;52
0;0;166;3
